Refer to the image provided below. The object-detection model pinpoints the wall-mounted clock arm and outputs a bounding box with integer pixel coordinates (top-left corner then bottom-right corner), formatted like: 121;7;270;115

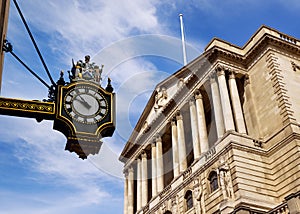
0;97;55;122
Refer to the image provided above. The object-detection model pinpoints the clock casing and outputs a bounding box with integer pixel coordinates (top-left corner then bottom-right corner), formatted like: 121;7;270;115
54;80;115;159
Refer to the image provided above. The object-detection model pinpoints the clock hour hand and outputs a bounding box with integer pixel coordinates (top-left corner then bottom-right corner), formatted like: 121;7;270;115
75;95;92;109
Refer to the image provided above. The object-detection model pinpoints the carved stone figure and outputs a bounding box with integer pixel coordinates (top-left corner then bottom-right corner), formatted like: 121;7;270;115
194;178;204;214
219;157;234;199
171;195;179;214
154;87;168;111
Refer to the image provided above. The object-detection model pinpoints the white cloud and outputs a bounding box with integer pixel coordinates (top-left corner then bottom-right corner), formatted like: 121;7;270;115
14;0;162;63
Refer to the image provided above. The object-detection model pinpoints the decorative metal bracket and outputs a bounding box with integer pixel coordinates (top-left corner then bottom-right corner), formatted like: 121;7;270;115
0;97;55;122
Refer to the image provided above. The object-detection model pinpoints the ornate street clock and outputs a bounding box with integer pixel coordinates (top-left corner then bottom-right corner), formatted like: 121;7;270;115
0;0;116;159
54;80;115;159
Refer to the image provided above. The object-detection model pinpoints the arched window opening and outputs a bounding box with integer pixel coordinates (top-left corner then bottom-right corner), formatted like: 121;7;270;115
184;190;193;211
208;171;219;192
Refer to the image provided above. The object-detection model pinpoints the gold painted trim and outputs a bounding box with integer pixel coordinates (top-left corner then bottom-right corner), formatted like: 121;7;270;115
0;97;55;114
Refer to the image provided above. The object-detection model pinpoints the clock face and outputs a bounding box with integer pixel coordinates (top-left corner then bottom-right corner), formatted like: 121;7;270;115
63;86;108;124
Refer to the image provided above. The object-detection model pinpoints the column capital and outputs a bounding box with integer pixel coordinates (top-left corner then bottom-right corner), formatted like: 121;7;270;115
194;89;203;100
229;71;236;79
209;72;216;82
141;151;147;159
151;141;156;147
244;74;250;86
128;166;134;173
123;169;129;177
171;119;177;126
216;66;225;76
155;134;162;143
176;110;183;120
189;97;195;106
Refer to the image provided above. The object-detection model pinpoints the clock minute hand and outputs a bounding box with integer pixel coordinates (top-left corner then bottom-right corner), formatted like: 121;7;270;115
76;95;92;109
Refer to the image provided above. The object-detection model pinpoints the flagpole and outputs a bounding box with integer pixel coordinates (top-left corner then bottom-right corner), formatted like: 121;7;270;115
179;14;187;66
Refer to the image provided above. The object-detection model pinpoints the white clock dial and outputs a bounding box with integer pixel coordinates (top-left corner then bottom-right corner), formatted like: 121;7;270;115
64;86;108;124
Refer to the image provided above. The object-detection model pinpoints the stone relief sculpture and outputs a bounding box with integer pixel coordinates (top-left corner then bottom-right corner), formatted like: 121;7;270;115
171;194;179;214
154;87;168;112
194;177;205;214
218;156;234;199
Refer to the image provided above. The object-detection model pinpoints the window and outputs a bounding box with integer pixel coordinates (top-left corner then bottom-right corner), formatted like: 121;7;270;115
184;190;193;211
208;171;219;192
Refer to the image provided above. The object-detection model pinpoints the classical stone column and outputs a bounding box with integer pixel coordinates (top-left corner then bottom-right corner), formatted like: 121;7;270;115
156;135;164;192
136;158;142;211
141;152;148;207
210;73;225;138
127;167;134;214
177;111;187;172
217;68;235;132
228;72;247;134
189;98;201;159
171;119;180;177
123;171;128;214
151;142;157;197
195;90;209;153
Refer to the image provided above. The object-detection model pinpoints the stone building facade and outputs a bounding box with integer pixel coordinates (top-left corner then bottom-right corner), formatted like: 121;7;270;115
119;26;300;214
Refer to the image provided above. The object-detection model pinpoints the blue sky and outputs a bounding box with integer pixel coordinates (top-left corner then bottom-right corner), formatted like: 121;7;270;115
1;1;300;213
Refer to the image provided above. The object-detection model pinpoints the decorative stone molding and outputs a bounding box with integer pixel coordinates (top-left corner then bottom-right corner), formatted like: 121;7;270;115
266;52;296;125
159;185;171;199
205;147;216;161
183;167;192;180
